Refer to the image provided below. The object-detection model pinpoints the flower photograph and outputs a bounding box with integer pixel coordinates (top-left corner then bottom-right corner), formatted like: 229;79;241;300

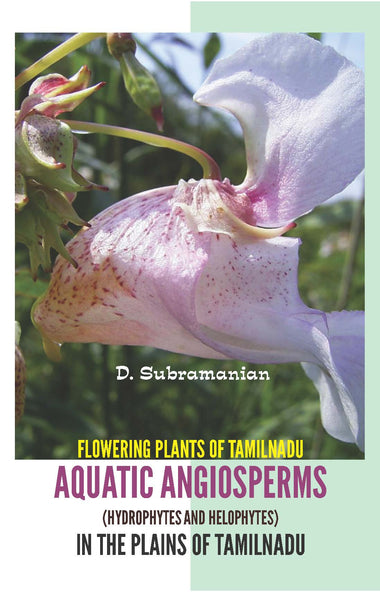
15;32;364;459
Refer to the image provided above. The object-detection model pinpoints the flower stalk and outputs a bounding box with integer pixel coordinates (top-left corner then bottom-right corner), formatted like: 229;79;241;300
15;33;106;90
64;119;222;180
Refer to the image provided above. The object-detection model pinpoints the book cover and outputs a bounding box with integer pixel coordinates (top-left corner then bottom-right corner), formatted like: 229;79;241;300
8;2;379;591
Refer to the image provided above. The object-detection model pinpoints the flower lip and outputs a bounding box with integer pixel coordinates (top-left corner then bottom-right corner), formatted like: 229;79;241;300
176;178;296;240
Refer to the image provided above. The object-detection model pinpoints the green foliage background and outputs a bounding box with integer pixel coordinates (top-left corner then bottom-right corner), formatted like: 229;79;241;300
15;33;364;460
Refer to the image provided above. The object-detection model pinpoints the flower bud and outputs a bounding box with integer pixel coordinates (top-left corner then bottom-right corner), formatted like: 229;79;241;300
29;65;92;97
106;33;136;59
107;33;164;130
15;67;107;276
120;51;164;130
16;114;95;193
27;65;105;118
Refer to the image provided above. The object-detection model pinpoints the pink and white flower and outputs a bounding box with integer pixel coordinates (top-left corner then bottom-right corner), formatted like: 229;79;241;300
33;34;365;449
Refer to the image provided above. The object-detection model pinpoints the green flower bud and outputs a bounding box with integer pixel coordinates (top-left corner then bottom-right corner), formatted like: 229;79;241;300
107;33;164;130
120;51;164;130
16;114;94;193
107;33;136;59
15;66;107;277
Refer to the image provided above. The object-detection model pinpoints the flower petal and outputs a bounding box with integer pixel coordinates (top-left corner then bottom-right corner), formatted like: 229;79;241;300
188;235;364;447
33;179;364;447
194;33;364;226
302;311;364;449
33;184;224;358
191;234;321;365
168;230;364;449
33;181;306;357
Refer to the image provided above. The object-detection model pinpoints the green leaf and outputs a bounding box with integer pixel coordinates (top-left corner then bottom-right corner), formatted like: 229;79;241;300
203;33;221;69
16;268;49;298
307;33;322;41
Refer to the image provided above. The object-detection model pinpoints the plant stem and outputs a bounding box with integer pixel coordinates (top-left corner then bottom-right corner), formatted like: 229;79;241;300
64;119;221;180
336;195;364;310
15;33;107;90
